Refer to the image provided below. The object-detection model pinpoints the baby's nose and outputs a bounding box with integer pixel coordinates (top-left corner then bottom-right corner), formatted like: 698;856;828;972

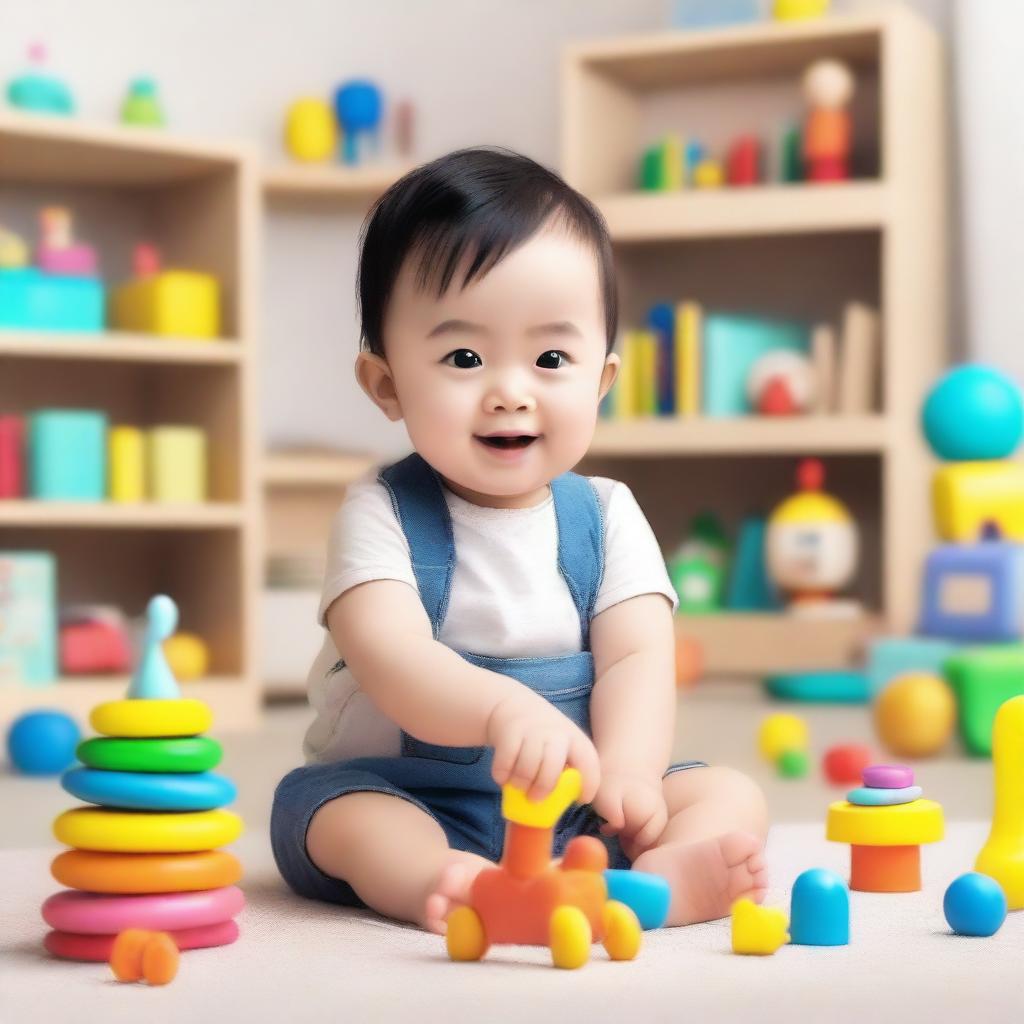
484;384;536;414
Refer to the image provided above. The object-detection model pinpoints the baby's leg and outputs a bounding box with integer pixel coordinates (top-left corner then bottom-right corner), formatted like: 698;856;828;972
307;791;492;933
630;766;768;926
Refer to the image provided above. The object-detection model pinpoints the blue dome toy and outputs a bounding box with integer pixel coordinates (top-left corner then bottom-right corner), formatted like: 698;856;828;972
6;709;81;775
943;872;1007;937
922;365;1024;461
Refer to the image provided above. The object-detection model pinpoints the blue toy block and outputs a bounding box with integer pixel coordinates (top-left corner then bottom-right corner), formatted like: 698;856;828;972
0;551;57;685
603;869;671;930
790;868;849;946
0;268;104;331
918;541;1024;643
866;635;959;698
29;410;107;501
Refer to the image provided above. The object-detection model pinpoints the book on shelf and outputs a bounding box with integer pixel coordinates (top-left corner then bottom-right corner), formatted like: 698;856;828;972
675;300;702;417
837;301;880;414
811;322;837;414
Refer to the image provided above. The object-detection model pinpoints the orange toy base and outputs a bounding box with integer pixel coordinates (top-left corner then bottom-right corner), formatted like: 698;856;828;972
52;849;242;894
850;844;921;892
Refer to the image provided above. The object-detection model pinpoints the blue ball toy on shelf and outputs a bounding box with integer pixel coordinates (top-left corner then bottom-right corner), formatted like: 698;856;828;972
6;709;81;775
922;365;1024;462
943;872;1007;937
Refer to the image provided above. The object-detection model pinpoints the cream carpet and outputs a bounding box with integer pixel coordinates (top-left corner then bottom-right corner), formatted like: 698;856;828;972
2;822;1022;1024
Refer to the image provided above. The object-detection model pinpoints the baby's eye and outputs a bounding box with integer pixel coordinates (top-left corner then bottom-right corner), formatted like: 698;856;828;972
536;350;569;369
442;349;482;369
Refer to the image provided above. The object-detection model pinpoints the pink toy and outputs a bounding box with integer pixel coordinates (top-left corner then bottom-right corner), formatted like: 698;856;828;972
862;764;913;789
44;920;238;962
36;207;97;276
41;885;244;934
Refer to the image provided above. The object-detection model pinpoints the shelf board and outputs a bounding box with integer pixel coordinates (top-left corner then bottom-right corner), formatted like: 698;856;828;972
590;415;888;457
263;450;377;488
0;330;243;365
598;182;888;242
262;163;412;199
0;501;245;529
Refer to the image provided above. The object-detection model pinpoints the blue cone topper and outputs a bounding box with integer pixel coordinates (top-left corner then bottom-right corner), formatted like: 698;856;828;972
128;594;181;700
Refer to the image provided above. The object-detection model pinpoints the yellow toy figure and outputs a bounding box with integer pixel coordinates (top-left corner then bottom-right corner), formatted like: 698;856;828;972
766;458;860;617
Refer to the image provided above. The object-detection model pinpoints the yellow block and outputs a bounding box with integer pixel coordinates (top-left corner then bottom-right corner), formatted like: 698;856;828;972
731;897;789;955
90;698;212;738
148;426;207;502
502;768;581;829
693;158;724;189
933;461;1024;541
111;270;220;339
54;807;242;853
773;0;830;18
108;426;146;502
826;799;944;847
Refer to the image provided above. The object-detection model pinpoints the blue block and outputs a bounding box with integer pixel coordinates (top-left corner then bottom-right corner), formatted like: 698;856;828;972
790;868;849;946
765;671;869;703
847;785;922;806
29;410;107;501
727;517;780;610
866;636;959;698
603;869;671;930
0;268;104;331
918;541;1024;643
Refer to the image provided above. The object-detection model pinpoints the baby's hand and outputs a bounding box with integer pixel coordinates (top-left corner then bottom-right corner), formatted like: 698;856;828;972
487;692;600;804
592;770;667;854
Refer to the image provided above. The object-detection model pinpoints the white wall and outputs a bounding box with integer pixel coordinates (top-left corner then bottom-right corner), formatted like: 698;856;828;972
4;0;955;456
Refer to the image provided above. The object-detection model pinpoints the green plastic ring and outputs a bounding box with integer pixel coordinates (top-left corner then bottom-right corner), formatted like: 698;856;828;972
76;736;222;774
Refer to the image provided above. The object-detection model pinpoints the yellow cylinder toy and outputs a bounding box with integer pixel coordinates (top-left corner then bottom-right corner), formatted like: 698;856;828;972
284;98;338;163
148;427;207;503
108;426;146;502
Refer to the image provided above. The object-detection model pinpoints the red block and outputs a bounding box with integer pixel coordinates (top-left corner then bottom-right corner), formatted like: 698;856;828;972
0;415;24;498
727;136;761;186
823;743;874;786
60;620;132;674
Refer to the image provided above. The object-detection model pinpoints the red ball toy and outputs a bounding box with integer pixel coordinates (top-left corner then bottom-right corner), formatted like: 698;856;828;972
823;743;873;785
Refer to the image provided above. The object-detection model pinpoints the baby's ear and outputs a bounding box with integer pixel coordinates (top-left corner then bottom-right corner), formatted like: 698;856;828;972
355;352;403;422
598;353;620;401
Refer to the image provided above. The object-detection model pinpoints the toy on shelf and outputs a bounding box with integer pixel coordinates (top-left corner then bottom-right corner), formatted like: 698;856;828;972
766;459;860;618
109;426;145;502
943;873;1006;938
164;632;210;683
59;605;132;675
0;550;57;684
731;897;788;955
673;0;760;29
726;517;779;612
110;928;179;985
0;226;29;268
6;42;74;115
974;695;1024;908
789;868;848;946
120;78;165;128
873;672;955;758
827;766;944;892
946;645;1024;756
801;59;853;182
0;415;25;497
444;768;643;969
669;512;729;613
334;80;383;166
42;595;244;962
393;99;415;158
774;0;830;20
284;98;337;162
726;136;761;186
692;157;724;189
758;712;809;779
746;350;815;415
7;710;80;775
29;409;107;501
37;207;98;277
111;244;220;340
148;426;207;503
822;743;873;786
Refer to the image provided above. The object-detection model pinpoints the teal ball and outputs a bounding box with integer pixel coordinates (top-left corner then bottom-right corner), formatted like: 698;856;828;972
922;365;1023;461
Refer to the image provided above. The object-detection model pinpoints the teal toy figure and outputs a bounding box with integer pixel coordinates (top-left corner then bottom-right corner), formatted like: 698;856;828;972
789;868;849;945
120;78;166;128
6;43;74;115
130;595;182;700
333;80;383;165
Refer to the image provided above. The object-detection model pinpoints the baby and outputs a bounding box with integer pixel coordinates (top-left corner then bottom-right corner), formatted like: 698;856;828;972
271;147;768;934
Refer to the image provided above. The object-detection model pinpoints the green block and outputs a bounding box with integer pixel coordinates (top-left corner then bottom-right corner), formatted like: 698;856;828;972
945;645;1024;756
777;748;810;779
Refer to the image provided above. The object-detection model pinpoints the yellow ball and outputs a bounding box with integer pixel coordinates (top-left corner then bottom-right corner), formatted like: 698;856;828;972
164;632;209;682
758;713;809;762
874;672;956;757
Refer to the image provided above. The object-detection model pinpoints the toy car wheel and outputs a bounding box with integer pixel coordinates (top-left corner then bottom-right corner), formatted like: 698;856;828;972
601;900;642;961
445;906;488;962
550;905;591;969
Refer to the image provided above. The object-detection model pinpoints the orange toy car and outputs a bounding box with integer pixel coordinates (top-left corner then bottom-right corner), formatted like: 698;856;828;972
445;768;643;969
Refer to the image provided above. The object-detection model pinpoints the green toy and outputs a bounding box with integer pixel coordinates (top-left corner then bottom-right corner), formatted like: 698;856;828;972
77;736;223;774
121;78;165;127
945;646;1024;756
777;748;810;779
669;513;730;614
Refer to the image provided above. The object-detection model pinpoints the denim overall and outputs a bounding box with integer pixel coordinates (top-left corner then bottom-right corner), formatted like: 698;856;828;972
270;452;702;907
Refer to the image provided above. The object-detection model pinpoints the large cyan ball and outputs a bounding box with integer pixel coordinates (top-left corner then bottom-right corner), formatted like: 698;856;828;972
6;709;81;775
922;365;1023;461
944;872;1007;937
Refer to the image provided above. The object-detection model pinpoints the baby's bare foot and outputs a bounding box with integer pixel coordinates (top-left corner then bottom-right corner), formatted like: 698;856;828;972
632;830;767;926
422;852;492;935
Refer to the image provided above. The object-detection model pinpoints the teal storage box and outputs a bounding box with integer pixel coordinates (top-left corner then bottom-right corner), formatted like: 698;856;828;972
29;410;107;500
866;636;959;698
0;268;104;331
0;551;57;685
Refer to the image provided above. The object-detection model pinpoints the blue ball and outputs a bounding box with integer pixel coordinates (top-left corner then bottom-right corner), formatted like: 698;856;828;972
6;710;81;775
943;872;1007;937
922;365;1024;461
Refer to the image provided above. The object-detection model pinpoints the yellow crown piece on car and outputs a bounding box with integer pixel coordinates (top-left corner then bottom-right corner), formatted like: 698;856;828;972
502;768;581;829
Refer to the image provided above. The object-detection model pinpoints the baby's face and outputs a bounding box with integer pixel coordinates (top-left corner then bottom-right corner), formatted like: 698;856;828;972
376;224;618;507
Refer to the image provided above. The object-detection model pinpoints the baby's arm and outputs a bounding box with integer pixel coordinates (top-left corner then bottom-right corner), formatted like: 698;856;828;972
326;579;600;800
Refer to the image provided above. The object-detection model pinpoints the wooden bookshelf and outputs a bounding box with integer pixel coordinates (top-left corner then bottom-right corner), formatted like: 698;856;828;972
0;113;262;730
564;6;947;672
262;163;412;200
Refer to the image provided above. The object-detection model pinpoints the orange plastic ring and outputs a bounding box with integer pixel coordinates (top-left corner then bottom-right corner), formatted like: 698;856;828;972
51;850;243;894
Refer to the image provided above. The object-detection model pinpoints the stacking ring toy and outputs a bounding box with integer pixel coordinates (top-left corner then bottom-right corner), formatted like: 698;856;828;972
54;807;243;853
42;885;245;934
44;919;239;962
90;699;212;738
52;850;243;894
62;767;236;811
77;736;222;774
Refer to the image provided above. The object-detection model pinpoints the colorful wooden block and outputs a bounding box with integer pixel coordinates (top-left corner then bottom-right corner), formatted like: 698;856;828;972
946;645;1024;756
108;426;145;502
28;410;107;501
933;461;1024;542
110;269;220;339
0;268;104;331
0;415;25;497
147;427;207;502
866;636;959;698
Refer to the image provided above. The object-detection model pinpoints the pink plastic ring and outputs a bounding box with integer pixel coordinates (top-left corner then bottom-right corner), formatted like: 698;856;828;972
41;885;244;934
44;919;239;961
861;764;914;789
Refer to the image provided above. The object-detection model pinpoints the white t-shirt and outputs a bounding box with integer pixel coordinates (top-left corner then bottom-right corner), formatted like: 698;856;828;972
302;467;678;764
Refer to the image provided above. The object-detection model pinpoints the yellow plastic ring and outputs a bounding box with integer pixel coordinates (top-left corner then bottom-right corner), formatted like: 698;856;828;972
89;699;213;738
826;798;944;847
54;807;243;853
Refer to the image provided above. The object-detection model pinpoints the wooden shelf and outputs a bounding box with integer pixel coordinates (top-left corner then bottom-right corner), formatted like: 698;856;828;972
262;163;411;199
0;501;245;529
598;182;887;242
262;450;377;488
0;331;243;365
590;415;888;457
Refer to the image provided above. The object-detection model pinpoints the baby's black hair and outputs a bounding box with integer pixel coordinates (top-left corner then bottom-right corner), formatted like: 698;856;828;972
356;146;618;358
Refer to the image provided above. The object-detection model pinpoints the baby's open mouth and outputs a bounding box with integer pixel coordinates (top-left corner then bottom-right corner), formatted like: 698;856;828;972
476;435;539;450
